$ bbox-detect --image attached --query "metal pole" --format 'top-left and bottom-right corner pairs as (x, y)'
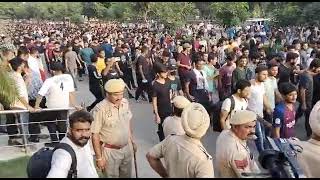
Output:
(0, 107), (74, 115)
(17, 113), (29, 154)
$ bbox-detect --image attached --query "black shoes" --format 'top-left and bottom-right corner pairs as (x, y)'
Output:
(28, 137), (40, 143)
(8, 139), (23, 146)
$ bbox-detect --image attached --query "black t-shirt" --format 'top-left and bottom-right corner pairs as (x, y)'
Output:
(35, 45), (45, 54)
(152, 79), (172, 118)
(73, 45), (82, 55)
(299, 71), (314, 109)
(313, 74), (320, 105)
(185, 70), (206, 96)
(136, 55), (152, 80)
(278, 64), (294, 85)
(91, 45), (101, 55)
(114, 52), (130, 71)
(88, 65), (102, 89)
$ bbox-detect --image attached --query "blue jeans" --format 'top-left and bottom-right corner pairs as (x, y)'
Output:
(255, 120), (266, 152)
(18, 112), (29, 138)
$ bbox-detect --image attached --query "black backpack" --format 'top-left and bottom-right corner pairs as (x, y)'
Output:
(27, 143), (77, 178)
(211, 96), (235, 132)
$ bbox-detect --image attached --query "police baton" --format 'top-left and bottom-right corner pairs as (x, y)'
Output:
(132, 143), (138, 178)
(133, 150), (138, 178)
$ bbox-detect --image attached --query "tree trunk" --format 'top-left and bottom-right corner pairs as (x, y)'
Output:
(143, 11), (148, 23)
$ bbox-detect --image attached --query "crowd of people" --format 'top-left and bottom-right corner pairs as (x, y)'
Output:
(1, 18), (320, 178)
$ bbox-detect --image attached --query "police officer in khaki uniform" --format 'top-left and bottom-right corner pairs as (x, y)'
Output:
(215, 110), (260, 178)
(290, 101), (320, 178)
(162, 96), (191, 137)
(146, 103), (214, 178)
(91, 78), (137, 178)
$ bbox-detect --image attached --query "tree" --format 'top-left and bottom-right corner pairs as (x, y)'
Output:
(148, 2), (199, 31)
(301, 2), (320, 25)
(132, 2), (150, 22)
(210, 2), (250, 27)
(194, 2), (212, 19)
(99, 2), (111, 9)
(103, 2), (134, 22)
(270, 2), (302, 27)
(82, 2), (98, 20)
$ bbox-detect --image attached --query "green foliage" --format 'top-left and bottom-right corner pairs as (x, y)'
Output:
(270, 3), (302, 27)
(0, 2), (319, 28)
(194, 2), (212, 19)
(70, 14), (85, 24)
(210, 2), (250, 27)
(301, 2), (320, 25)
(104, 2), (134, 22)
(262, 2), (320, 27)
(82, 2), (97, 19)
(148, 2), (199, 30)
(132, 2), (150, 22)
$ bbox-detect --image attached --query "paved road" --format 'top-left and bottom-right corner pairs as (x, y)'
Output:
(0, 73), (309, 177)
(74, 75), (308, 177)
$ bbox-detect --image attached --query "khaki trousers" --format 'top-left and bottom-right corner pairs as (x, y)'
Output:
(102, 143), (133, 178)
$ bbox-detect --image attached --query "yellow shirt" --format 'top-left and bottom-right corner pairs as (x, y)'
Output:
(96, 57), (106, 74)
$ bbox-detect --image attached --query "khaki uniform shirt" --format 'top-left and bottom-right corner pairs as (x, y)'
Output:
(291, 138), (320, 178)
(215, 130), (260, 178)
(91, 99), (132, 146)
(162, 116), (185, 138)
(148, 135), (214, 178)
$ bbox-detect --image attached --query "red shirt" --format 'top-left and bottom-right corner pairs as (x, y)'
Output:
(177, 52), (191, 76)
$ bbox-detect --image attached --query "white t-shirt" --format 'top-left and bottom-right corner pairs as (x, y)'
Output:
(38, 74), (75, 108)
(221, 95), (248, 129)
(264, 77), (278, 110)
(47, 137), (99, 178)
(28, 56), (41, 77)
(247, 81), (265, 118)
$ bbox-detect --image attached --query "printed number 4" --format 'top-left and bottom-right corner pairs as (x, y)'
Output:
(60, 82), (64, 91)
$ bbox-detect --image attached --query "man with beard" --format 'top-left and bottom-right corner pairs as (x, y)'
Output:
(215, 110), (260, 178)
(47, 110), (99, 178)
(91, 78), (137, 178)
(247, 65), (273, 151)
(297, 58), (320, 138)
(278, 52), (299, 85)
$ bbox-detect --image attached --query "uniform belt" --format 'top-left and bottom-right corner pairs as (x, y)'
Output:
(103, 143), (127, 149)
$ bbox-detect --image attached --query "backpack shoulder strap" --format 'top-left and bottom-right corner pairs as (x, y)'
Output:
(54, 143), (77, 178)
(228, 96), (236, 117)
